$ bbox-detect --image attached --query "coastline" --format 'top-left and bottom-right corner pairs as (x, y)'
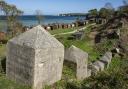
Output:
(0, 15), (85, 26)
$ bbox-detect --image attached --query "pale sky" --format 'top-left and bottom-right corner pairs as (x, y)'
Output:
(5, 0), (124, 15)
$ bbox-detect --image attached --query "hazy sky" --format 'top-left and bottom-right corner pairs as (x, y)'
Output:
(5, 0), (124, 15)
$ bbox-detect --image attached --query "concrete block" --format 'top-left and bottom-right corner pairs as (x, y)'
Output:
(6, 25), (64, 89)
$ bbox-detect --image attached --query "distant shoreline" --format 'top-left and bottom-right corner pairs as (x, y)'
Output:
(59, 13), (87, 16)
(0, 15), (85, 26)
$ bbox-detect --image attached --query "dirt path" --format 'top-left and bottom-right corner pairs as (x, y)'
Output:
(53, 23), (96, 36)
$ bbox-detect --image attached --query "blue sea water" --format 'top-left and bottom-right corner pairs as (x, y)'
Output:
(0, 15), (85, 26)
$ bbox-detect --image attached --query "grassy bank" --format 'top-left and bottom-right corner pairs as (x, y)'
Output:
(44, 56), (128, 89)
(0, 24), (127, 89)
(49, 28), (75, 35)
(55, 25), (100, 62)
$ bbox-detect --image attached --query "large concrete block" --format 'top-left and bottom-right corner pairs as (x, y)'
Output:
(64, 45), (88, 80)
(6, 25), (64, 89)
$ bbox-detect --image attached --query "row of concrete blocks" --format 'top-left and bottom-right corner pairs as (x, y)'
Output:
(43, 23), (78, 30)
(43, 20), (88, 30)
(65, 45), (112, 80)
(23, 21), (87, 32)
(44, 21), (87, 30)
(88, 52), (112, 76)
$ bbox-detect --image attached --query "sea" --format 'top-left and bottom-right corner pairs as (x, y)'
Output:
(0, 15), (85, 26)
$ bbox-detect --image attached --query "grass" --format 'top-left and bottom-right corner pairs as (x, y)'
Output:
(44, 24), (128, 89)
(55, 57), (128, 89)
(82, 56), (128, 89)
(48, 26), (85, 35)
(44, 56), (128, 89)
(49, 28), (75, 35)
(55, 25), (100, 62)
(0, 44), (6, 58)
(0, 75), (31, 89)
(107, 57), (122, 72)
(62, 61), (76, 79)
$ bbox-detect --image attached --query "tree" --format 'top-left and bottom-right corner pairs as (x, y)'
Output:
(88, 9), (98, 17)
(99, 8), (109, 18)
(99, 3), (115, 20)
(118, 6), (128, 14)
(0, 0), (23, 36)
(117, 0), (128, 16)
(0, 0), (6, 13)
(104, 2), (115, 18)
(123, 0), (128, 6)
(104, 2), (114, 10)
(35, 10), (43, 24)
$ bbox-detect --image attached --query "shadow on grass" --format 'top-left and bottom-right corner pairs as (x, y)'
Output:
(0, 57), (6, 73)
(62, 60), (77, 80)
(66, 81), (81, 89)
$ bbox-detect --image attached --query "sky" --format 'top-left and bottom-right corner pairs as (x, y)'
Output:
(4, 0), (125, 15)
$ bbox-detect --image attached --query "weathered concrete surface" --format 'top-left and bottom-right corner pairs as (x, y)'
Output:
(64, 45), (88, 80)
(99, 52), (112, 68)
(6, 25), (64, 89)
(93, 61), (105, 71)
(87, 69), (91, 77)
(89, 52), (112, 75)
(88, 52), (112, 75)
(90, 63), (100, 75)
